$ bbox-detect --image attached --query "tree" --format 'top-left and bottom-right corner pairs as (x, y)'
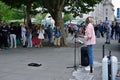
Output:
(39, 0), (102, 46)
(0, 0), (42, 26)
(1, 0), (102, 46)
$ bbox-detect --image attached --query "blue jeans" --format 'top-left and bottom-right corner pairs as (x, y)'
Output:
(27, 34), (32, 47)
(87, 45), (93, 66)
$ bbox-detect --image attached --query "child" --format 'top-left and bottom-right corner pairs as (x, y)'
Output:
(38, 25), (45, 47)
(54, 25), (61, 47)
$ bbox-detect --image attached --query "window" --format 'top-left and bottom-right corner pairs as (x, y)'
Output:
(106, 12), (108, 15)
(106, 9), (108, 11)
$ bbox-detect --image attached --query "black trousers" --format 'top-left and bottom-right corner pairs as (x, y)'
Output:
(2, 35), (8, 47)
(0, 36), (3, 48)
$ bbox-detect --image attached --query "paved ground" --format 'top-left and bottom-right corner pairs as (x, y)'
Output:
(0, 35), (120, 80)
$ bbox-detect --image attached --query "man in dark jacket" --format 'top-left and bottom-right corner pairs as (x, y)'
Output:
(9, 22), (17, 48)
(1, 22), (10, 49)
(0, 26), (3, 50)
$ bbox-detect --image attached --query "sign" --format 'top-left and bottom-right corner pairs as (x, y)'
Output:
(116, 18), (120, 22)
(117, 8), (120, 18)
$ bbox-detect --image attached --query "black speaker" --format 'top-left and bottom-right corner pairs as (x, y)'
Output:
(81, 46), (89, 66)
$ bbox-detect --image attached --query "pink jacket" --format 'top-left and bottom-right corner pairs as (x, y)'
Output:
(84, 23), (96, 45)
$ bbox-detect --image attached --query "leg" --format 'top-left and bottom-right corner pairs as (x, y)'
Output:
(4, 35), (8, 48)
(57, 37), (61, 47)
(10, 34), (13, 48)
(87, 45), (93, 73)
(54, 37), (57, 46)
(0, 36), (2, 49)
(13, 34), (16, 48)
(22, 35), (26, 47)
(30, 35), (32, 47)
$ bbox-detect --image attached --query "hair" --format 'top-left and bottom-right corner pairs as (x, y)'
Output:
(87, 17), (94, 23)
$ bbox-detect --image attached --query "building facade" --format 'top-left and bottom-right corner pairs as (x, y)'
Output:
(82, 0), (114, 24)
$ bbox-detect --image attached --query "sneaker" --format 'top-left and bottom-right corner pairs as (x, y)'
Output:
(85, 66), (90, 71)
(14, 46), (16, 48)
(85, 66), (94, 71)
(105, 42), (110, 44)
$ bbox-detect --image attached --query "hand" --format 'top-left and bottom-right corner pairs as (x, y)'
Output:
(5, 30), (7, 32)
(78, 34), (84, 38)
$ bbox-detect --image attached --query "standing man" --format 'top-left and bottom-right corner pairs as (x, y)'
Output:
(111, 22), (115, 39)
(46, 25), (53, 44)
(9, 22), (17, 48)
(98, 22), (104, 38)
(105, 22), (111, 44)
(1, 22), (9, 49)
(78, 17), (96, 73)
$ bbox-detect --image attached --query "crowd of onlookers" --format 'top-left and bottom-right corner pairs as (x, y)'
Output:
(94, 22), (120, 44)
(0, 21), (120, 51)
(0, 22), (62, 50)
(67, 21), (120, 44)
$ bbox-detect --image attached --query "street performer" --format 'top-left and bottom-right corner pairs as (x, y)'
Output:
(78, 17), (96, 73)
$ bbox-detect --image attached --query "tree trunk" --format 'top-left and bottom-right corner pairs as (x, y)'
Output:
(51, 10), (67, 46)
(25, 3), (32, 27)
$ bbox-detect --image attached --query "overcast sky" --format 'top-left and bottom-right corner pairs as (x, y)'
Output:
(112, 0), (120, 16)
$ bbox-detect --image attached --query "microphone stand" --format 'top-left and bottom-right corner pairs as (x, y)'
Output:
(67, 32), (78, 71)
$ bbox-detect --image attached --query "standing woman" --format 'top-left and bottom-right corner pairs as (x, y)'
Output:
(78, 17), (96, 73)
(38, 25), (45, 47)
(21, 23), (27, 47)
(26, 27), (32, 48)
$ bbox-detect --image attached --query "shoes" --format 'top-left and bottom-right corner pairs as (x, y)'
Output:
(23, 45), (26, 48)
(14, 46), (16, 48)
(105, 42), (110, 44)
(84, 66), (94, 71)
(10, 47), (17, 48)
(10, 46), (12, 48)
(85, 66), (90, 71)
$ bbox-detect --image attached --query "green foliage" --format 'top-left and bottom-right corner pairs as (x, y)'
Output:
(0, 1), (25, 22)
(34, 13), (47, 24)
(37, 0), (102, 17)
(10, 9), (25, 19)
(63, 0), (102, 17)
(63, 13), (74, 22)
(114, 17), (117, 21)
(0, 0), (102, 19)
(0, 1), (10, 21)
(0, 0), (42, 15)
